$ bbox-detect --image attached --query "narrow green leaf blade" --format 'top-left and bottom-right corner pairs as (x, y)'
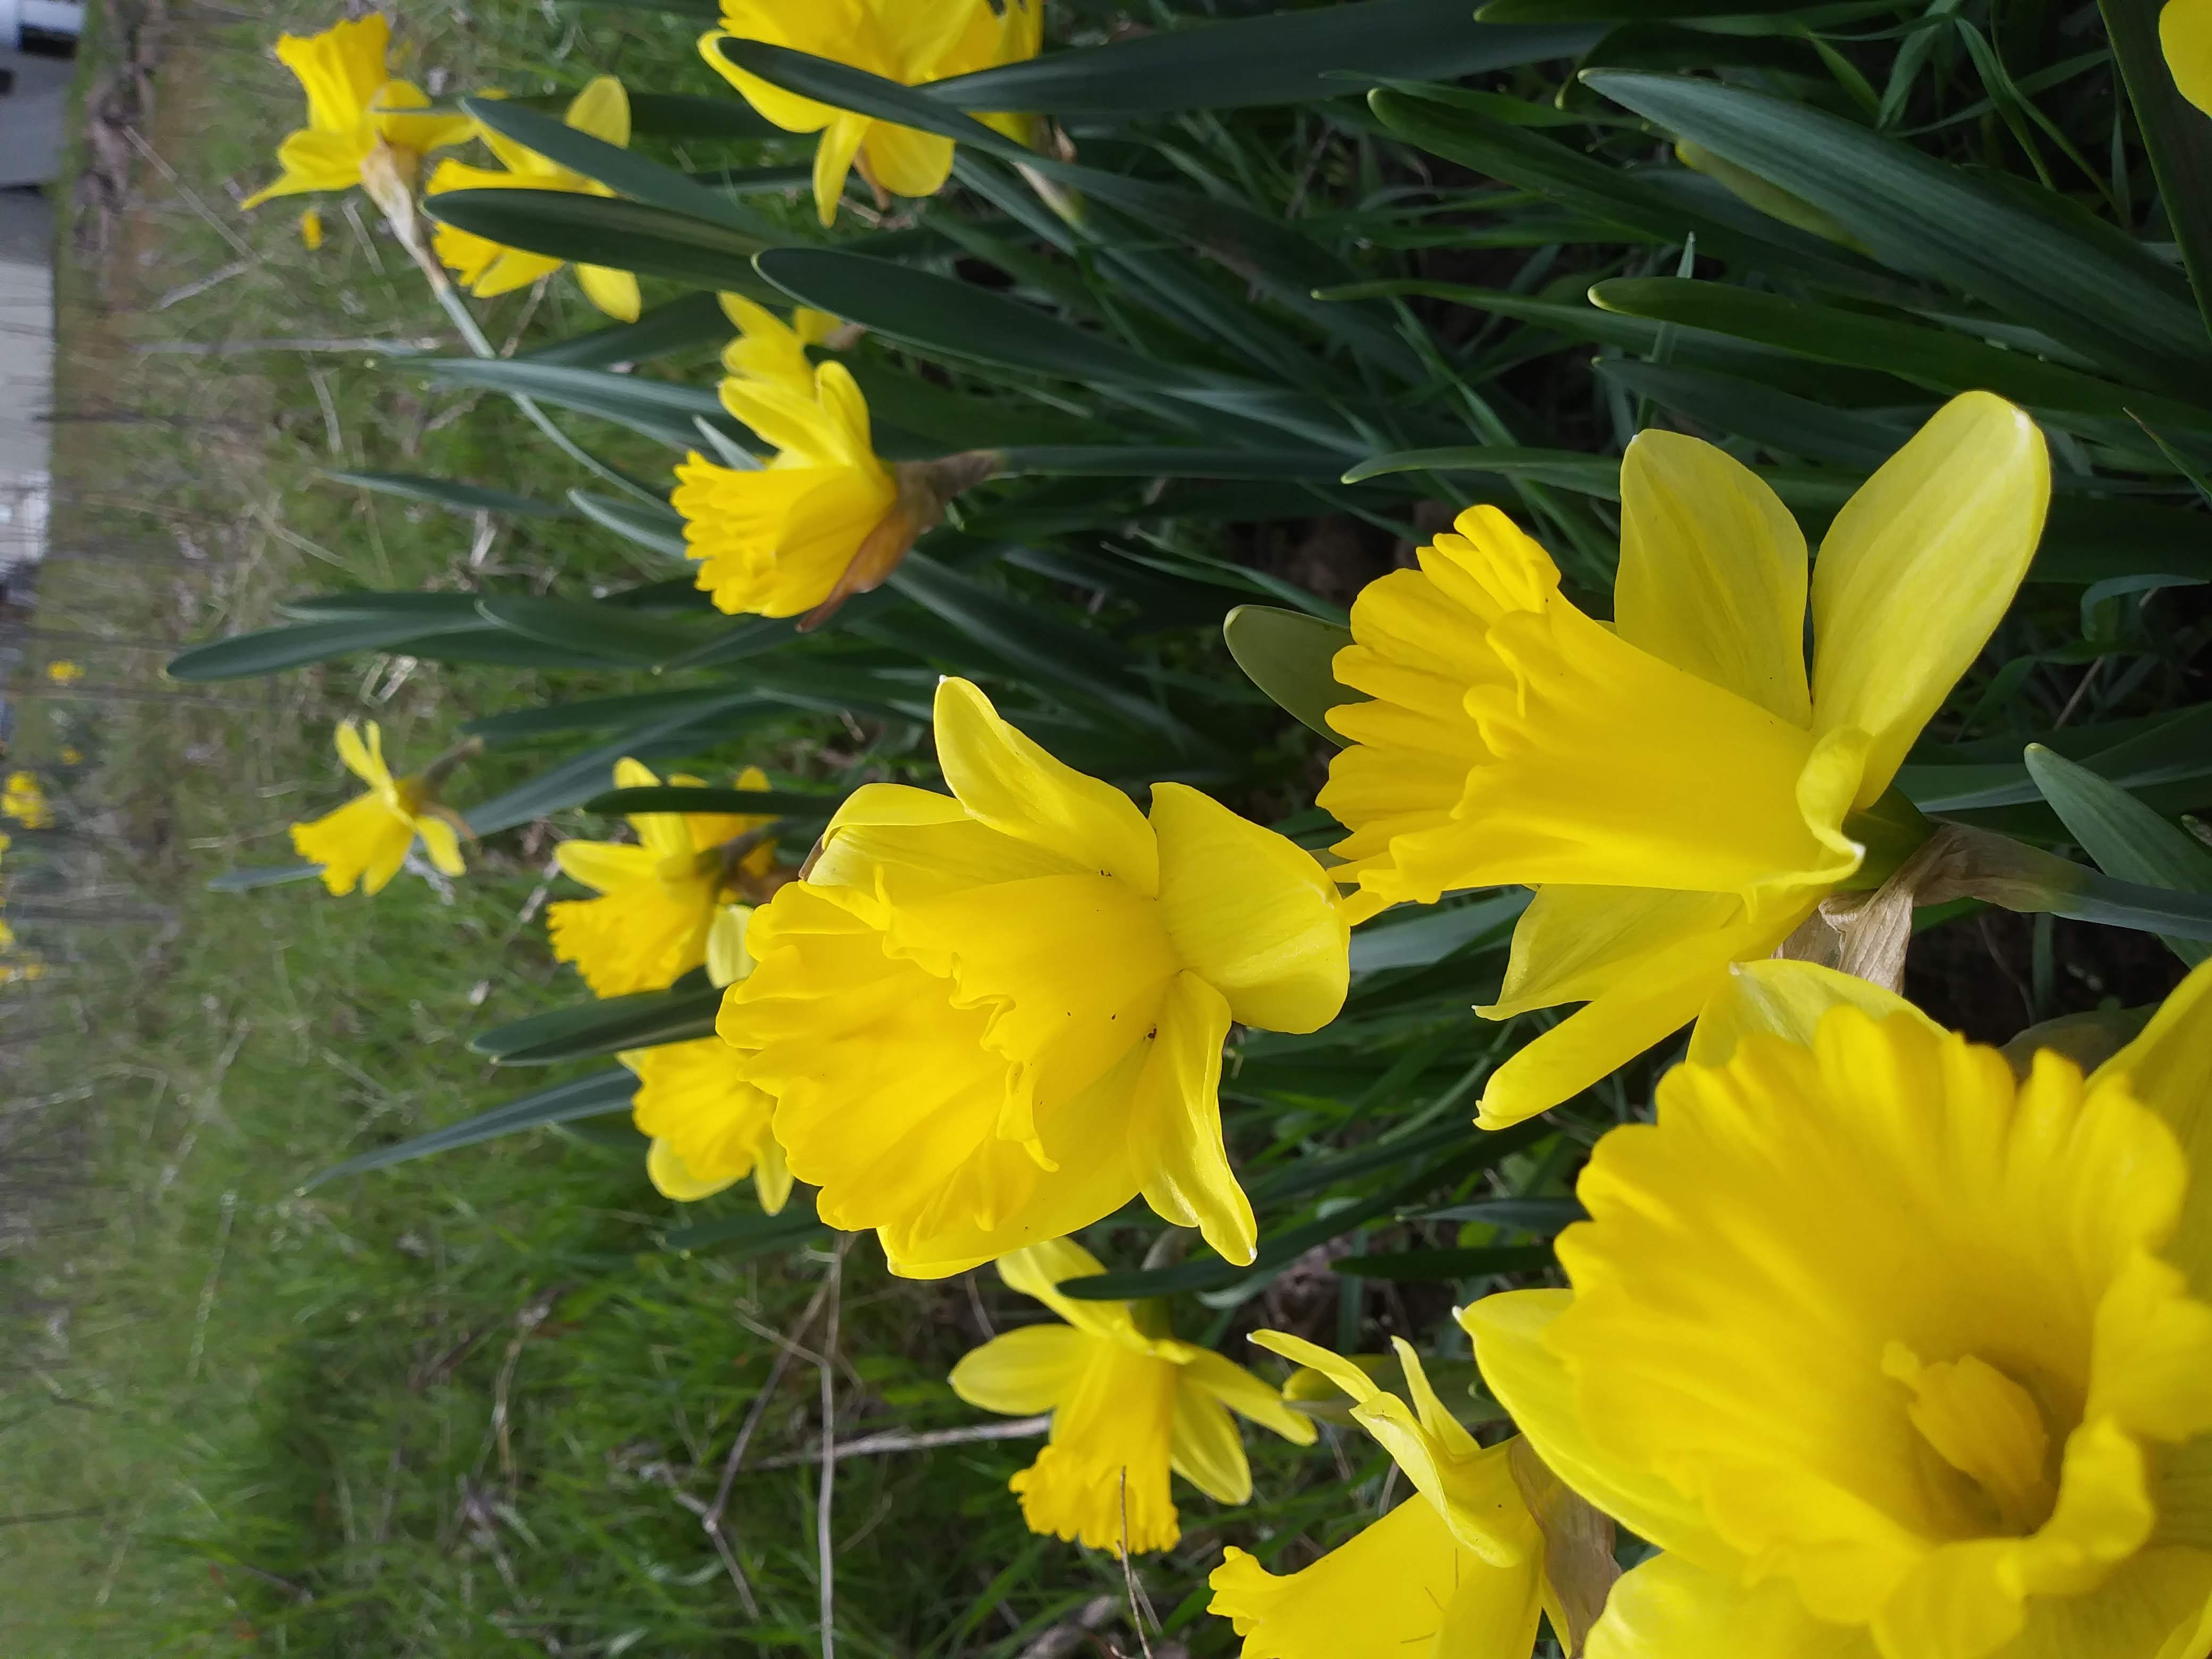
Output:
(2026, 743), (2212, 965)
(304, 1069), (636, 1189)
(1222, 605), (1361, 743)
(324, 469), (566, 518)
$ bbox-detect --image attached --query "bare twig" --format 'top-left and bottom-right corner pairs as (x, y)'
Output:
(751, 1415), (1050, 1469)
(1117, 1473), (1155, 1659)
(817, 1241), (851, 1659)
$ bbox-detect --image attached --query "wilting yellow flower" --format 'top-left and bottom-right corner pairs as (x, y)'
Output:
(673, 362), (902, 622)
(299, 207), (325, 249)
(2163, 0), (2212, 114)
(2, 773), (53, 831)
(701, 0), (1041, 225)
(1322, 392), (2049, 1127)
(426, 77), (641, 321)
(719, 294), (841, 394)
(548, 762), (777, 998)
(722, 676), (1348, 1276)
(951, 1237), (1314, 1554)
(1462, 956), (2212, 1659)
(242, 15), (470, 209)
(622, 904), (791, 1209)
(45, 661), (82, 685)
(1212, 1332), (1584, 1659)
(289, 721), (466, 896)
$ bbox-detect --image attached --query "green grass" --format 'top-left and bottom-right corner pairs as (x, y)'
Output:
(0, 4), (1359, 1652)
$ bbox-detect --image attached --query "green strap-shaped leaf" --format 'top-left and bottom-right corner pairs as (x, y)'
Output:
(465, 686), (785, 741)
(582, 784), (848, 818)
(302, 1069), (637, 1189)
(472, 984), (725, 1068)
(2026, 744), (2212, 966)
(1334, 1244), (1558, 1280)
(1581, 71), (2212, 400)
(1904, 703), (2212, 811)
(928, 1), (1602, 113)
(516, 290), (732, 371)
(1223, 604), (1362, 743)
(464, 692), (769, 835)
(206, 863), (325, 893)
(569, 490), (690, 561)
(461, 96), (784, 239)
(661, 1195), (826, 1255)
(323, 469), (566, 518)
(167, 614), (493, 681)
(1003, 446), (1356, 480)
(423, 189), (784, 303)
(417, 354), (746, 451)
(476, 596), (720, 667)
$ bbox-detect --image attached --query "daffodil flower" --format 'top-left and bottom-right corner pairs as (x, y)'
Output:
(950, 1238), (1314, 1554)
(2, 773), (52, 831)
(621, 903), (791, 1210)
(425, 77), (641, 321)
(673, 363), (993, 626)
(2161, 0), (2212, 114)
(241, 15), (471, 210)
(1212, 1332), (1598, 1659)
(289, 721), (468, 896)
(701, 0), (1040, 226)
(547, 762), (778, 998)
(46, 660), (82, 684)
(718, 295), (842, 394)
(720, 676), (1349, 1277)
(1462, 955), (2212, 1659)
(1322, 391), (2049, 1127)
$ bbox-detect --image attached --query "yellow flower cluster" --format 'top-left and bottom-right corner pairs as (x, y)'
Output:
(3, 772), (54, 831)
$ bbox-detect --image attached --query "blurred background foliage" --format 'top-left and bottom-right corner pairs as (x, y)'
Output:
(4, 0), (2207, 1651)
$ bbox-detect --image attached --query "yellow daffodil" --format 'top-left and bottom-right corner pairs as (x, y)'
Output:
(1213, 1331), (1597, 1659)
(289, 721), (468, 896)
(950, 1237), (1314, 1554)
(242, 15), (470, 210)
(1461, 954), (2212, 1659)
(720, 676), (1349, 1277)
(300, 207), (325, 249)
(547, 761), (778, 998)
(621, 903), (791, 1209)
(700, 0), (1040, 225)
(425, 77), (641, 321)
(2161, 0), (2212, 114)
(0, 957), (45, 985)
(675, 362), (984, 626)
(58, 748), (81, 767)
(45, 661), (82, 684)
(3, 773), (53, 831)
(1322, 392), (2049, 1128)
(719, 294), (841, 394)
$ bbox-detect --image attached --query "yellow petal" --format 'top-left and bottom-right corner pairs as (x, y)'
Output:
(1461, 1289), (1738, 1571)
(1586, 1554), (1876, 1659)
(1178, 1347), (1317, 1447)
(1686, 957), (1940, 1068)
(291, 792), (412, 897)
(859, 121), (958, 199)
(334, 719), (389, 789)
(1133, 972), (1253, 1266)
(998, 1237), (1142, 1343)
(1486, 885), (1746, 1018)
(415, 812), (467, 878)
(646, 1135), (741, 1201)
(1208, 1495), (1500, 1659)
(932, 677), (1158, 893)
(812, 112), (870, 226)
(1010, 1337), (1183, 1553)
(1168, 1385), (1252, 1505)
(2161, 0), (2212, 117)
(751, 1132), (792, 1215)
(553, 839), (661, 894)
(2090, 953), (2212, 1296)
(575, 263), (640, 322)
(1810, 392), (2049, 806)
(1616, 428), (1811, 725)
(1149, 782), (1346, 1034)
(564, 74), (630, 147)
(706, 904), (755, 988)
(948, 1322), (1095, 1415)
(274, 15), (389, 132)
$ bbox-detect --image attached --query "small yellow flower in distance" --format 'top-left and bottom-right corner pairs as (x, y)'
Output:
(949, 1237), (1314, 1554)
(45, 660), (82, 684)
(426, 77), (641, 321)
(1461, 956), (2212, 1659)
(2162, 0), (2212, 114)
(621, 902), (791, 1210)
(2, 773), (53, 831)
(289, 721), (467, 896)
(1323, 392), (2049, 1127)
(721, 677), (1348, 1276)
(718, 294), (842, 395)
(701, 0), (1041, 225)
(242, 15), (470, 210)
(1213, 1332), (1585, 1659)
(299, 207), (325, 249)
(547, 762), (778, 998)
(673, 362), (922, 625)
(58, 748), (82, 767)
(0, 829), (12, 857)
(0, 957), (45, 985)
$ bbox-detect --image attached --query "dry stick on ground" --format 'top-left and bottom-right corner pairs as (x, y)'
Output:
(749, 1415), (1050, 1469)
(1117, 1473), (1156, 1659)
(817, 1240), (853, 1659)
